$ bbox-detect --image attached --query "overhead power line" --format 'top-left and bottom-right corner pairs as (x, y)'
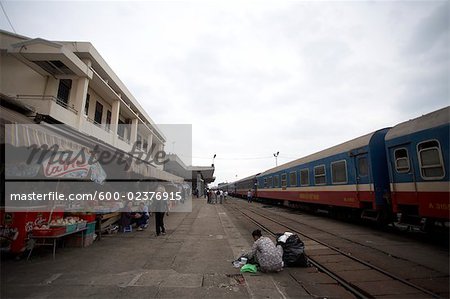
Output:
(188, 155), (298, 161)
(0, 1), (16, 34)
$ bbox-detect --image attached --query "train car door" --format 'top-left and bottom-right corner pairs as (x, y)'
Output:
(388, 144), (418, 205)
(354, 154), (370, 202)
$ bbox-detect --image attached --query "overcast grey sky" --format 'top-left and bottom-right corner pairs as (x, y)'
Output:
(1, 1), (448, 185)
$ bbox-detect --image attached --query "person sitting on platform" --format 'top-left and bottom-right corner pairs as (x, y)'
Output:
(133, 202), (149, 231)
(241, 229), (283, 273)
(119, 201), (133, 232)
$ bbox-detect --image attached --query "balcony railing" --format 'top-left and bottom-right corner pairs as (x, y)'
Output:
(117, 134), (130, 144)
(85, 116), (112, 133)
(16, 95), (78, 114)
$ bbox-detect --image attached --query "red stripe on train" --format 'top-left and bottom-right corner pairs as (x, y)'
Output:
(256, 190), (376, 209)
(392, 192), (450, 219)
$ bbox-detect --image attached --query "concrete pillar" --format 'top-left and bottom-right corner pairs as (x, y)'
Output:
(73, 59), (92, 129)
(130, 118), (138, 146)
(197, 172), (203, 195)
(111, 100), (120, 136)
(73, 77), (90, 129)
(147, 133), (153, 156)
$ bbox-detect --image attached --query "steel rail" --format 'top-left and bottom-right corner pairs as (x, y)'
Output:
(230, 205), (374, 299)
(230, 203), (441, 299)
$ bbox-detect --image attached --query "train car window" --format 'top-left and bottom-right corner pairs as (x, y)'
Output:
(273, 175), (279, 187)
(281, 174), (287, 188)
(314, 165), (326, 185)
(263, 178), (267, 188)
(417, 140), (445, 179)
(289, 171), (297, 186)
(300, 169), (309, 186)
(394, 148), (410, 173)
(358, 157), (368, 177)
(331, 160), (347, 184)
(267, 176), (273, 188)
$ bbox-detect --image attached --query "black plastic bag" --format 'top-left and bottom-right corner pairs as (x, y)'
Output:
(276, 233), (308, 267)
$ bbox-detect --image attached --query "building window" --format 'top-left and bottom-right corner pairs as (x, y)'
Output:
(136, 134), (142, 150)
(273, 175), (279, 188)
(300, 169), (309, 186)
(394, 148), (410, 173)
(84, 93), (90, 115)
(57, 79), (72, 106)
(358, 157), (368, 177)
(94, 101), (103, 124)
(281, 174), (287, 188)
(289, 171), (297, 187)
(417, 140), (445, 179)
(314, 165), (326, 185)
(118, 119), (126, 139)
(331, 160), (347, 184)
(267, 176), (273, 188)
(106, 110), (112, 131)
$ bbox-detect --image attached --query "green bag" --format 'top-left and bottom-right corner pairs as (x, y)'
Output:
(240, 263), (257, 273)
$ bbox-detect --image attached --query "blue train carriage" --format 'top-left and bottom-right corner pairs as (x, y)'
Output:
(219, 182), (235, 196)
(385, 106), (450, 229)
(234, 174), (259, 199)
(256, 129), (392, 221)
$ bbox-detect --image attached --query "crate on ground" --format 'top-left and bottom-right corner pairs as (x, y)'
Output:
(84, 233), (94, 247)
(86, 222), (96, 234)
(66, 223), (77, 233)
(77, 221), (87, 230)
(66, 233), (94, 248)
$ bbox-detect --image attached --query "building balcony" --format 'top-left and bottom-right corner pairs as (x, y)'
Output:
(115, 134), (132, 152)
(80, 116), (115, 145)
(16, 95), (78, 127)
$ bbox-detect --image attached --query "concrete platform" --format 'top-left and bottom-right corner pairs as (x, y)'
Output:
(1, 199), (352, 298)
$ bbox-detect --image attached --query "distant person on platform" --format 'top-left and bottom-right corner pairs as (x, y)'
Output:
(119, 201), (133, 232)
(247, 190), (253, 203)
(241, 229), (283, 273)
(204, 188), (208, 198)
(207, 189), (211, 204)
(134, 202), (149, 231)
(219, 189), (224, 204)
(152, 186), (168, 236)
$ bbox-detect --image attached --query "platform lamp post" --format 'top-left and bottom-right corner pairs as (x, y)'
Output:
(273, 151), (279, 166)
(212, 154), (216, 167)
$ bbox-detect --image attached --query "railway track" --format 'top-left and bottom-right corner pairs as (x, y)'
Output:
(239, 200), (448, 268)
(227, 201), (444, 299)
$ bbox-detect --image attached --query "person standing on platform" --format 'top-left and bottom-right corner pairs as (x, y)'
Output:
(247, 189), (253, 203)
(207, 189), (211, 204)
(152, 186), (168, 236)
(219, 189), (224, 204)
(216, 189), (221, 204)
